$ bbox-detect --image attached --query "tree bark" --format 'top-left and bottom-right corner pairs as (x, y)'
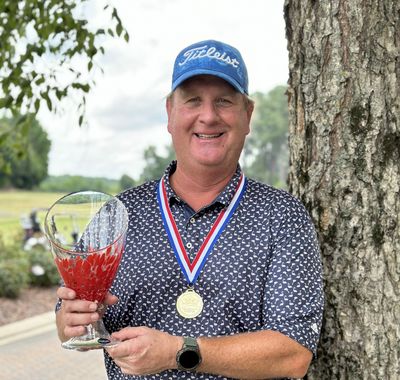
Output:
(284, 0), (400, 379)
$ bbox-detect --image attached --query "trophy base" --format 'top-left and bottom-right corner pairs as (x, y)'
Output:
(61, 319), (120, 351)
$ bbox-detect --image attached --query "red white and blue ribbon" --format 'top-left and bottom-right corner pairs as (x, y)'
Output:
(157, 173), (247, 285)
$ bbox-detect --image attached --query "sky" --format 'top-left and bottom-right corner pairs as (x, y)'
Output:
(38, 0), (288, 180)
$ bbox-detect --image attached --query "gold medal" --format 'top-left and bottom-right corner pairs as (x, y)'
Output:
(176, 288), (203, 319)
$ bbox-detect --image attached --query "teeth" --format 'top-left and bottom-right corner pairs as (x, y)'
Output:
(196, 133), (222, 139)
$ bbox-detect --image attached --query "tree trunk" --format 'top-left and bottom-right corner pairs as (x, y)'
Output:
(284, 0), (400, 379)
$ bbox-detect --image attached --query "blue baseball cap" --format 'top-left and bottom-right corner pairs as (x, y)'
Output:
(171, 40), (249, 94)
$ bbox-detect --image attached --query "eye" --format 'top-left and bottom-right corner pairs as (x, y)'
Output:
(215, 98), (233, 107)
(185, 97), (201, 105)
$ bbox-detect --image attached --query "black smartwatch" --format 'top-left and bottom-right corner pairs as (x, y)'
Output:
(176, 336), (202, 371)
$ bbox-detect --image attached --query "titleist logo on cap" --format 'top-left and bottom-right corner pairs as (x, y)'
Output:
(172, 39), (249, 94)
(178, 45), (240, 68)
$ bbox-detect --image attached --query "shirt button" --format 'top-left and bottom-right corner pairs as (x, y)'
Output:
(190, 218), (196, 224)
(186, 242), (193, 249)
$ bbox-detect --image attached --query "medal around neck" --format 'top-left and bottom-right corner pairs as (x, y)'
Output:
(176, 288), (204, 319)
(157, 173), (247, 319)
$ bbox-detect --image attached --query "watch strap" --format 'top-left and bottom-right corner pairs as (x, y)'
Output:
(176, 336), (202, 371)
(183, 336), (198, 349)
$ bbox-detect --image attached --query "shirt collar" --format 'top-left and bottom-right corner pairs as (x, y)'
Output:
(161, 160), (243, 209)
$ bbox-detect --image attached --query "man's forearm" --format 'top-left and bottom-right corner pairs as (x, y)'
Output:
(197, 330), (312, 379)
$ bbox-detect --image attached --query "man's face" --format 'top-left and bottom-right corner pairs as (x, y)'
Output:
(166, 75), (253, 172)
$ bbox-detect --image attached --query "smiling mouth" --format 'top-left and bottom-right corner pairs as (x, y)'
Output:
(195, 133), (224, 139)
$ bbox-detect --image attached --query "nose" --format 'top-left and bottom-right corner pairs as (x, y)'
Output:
(198, 101), (220, 125)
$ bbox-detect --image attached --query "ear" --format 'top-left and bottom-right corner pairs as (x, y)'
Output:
(244, 100), (254, 135)
(166, 96), (173, 134)
(246, 100), (254, 123)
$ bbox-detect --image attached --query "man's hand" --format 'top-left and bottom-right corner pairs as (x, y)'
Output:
(55, 287), (118, 341)
(106, 327), (181, 376)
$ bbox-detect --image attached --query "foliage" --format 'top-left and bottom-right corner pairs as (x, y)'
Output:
(0, 233), (29, 298)
(119, 174), (136, 191)
(243, 86), (289, 188)
(38, 174), (120, 194)
(138, 145), (175, 183)
(0, 230), (58, 297)
(27, 246), (60, 287)
(0, 259), (30, 298)
(0, 114), (50, 189)
(0, 0), (128, 171)
(0, 0), (128, 120)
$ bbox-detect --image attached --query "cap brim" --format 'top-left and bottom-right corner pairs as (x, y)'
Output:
(172, 69), (246, 94)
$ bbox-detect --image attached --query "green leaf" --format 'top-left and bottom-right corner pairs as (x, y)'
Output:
(71, 83), (90, 93)
(89, 47), (97, 58)
(15, 91), (25, 107)
(41, 92), (52, 111)
(116, 23), (123, 37)
(34, 98), (40, 113)
(35, 76), (45, 86)
(0, 95), (13, 109)
(112, 8), (121, 24)
(55, 89), (63, 101)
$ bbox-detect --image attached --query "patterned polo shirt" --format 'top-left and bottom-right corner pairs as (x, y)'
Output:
(103, 161), (324, 379)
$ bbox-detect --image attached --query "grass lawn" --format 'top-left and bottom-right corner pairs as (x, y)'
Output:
(0, 190), (65, 245)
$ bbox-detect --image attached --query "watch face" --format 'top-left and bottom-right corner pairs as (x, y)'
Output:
(179, 349), (200, 369)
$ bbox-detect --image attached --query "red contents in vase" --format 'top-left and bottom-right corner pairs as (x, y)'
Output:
(55, 242), (124, 302)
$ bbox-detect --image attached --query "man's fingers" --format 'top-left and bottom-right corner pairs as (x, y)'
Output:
(107, 339), (137, 359)
(104, 292), (119, 305)
(106, 328), (147, 358)
(64, 308), (99, 325)
(62, 299), (98, 313)
(63, 325), (87, 337)
(111, 326), (145, 341)
(57, 287), (76, 300)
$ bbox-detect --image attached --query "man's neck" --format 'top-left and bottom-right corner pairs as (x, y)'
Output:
(170, 163), (237, 211)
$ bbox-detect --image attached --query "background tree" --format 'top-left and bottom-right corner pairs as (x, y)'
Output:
(119, 174), (136, 191)
(284, 0), (400, 378)
(0, 0), (128, 169)
(243, 85), (289, 188)
(138, 145), (175, 183)
(39, 174), (119, 193)
(0, 115), (50, 189)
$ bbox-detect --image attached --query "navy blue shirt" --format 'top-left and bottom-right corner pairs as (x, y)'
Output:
(103, 162), (324, 379)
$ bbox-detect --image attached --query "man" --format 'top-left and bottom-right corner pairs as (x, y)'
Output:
(56, 40), (324, 379)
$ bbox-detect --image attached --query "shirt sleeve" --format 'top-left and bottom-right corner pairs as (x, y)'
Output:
(262, 197), (324, 355)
